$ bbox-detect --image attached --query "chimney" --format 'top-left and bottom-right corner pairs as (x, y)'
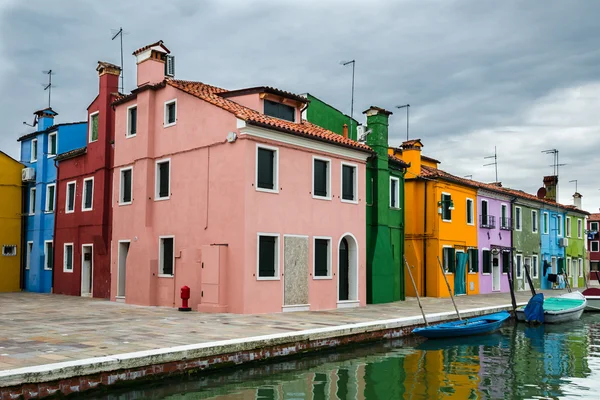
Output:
(543, 175), (558, 201)
(96, 61), (121, 94)
(133, 40), (171, 87)
(490, 182), (502, 187)
(342, 123), (348, 139)
(34, 108), (57, 131)
(573, 192), (582, 209)
(400, 139), (424, 178)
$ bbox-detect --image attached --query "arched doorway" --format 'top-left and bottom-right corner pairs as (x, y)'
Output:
(338, 234), (358, 304)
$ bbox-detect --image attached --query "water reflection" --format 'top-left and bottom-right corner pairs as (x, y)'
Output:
(88, 315), (600, 400)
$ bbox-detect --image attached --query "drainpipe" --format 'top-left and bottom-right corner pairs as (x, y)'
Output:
(52, 159), (59, 293)
(423, 179), (428, 297)
(20, 183), (27, 290)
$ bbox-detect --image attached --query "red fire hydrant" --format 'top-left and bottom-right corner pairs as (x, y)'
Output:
(178, 285), (192, 312)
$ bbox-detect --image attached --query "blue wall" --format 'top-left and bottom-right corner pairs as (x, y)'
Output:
(540, 207), (566, 289)
(20, 117), (87, 293)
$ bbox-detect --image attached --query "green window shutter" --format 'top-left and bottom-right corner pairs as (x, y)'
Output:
(257, 148), (274, 190)
(47, 244), (53, 270)
(314, 160), (328, 197)
(467, 200), (473, 224)
(91, 114), (99, 141)
(264, 100), (295, 122)
(470, 249), (479, 272)
(66, 246), (72, 269)
(162, 238), (174, 275)
(123, 170), (132, 202)
(442, 194), (451, 220)
(130, 107), (137, 135)
(259, 236), (276, 277)
(502, 251), (510, 274)
(482, 250), (491, 274)
(84, 180), (93, 209)
(159, 162), (169, 198)
(449, 248), (456, 273)
(342, 165), (354, 201)
(558, 258), (564, 274)
(48, 185), (55, 212)
(314, 239), (329, 276)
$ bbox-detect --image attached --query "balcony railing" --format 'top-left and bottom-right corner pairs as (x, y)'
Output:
(480, 215), (496, 229)
(500, 217), (513, 230)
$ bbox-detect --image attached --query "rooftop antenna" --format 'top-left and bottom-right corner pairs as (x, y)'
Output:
(41, 70), (55, 108)
(542, 149), (566, 201)
(396, 104), (410, 141)
(484, 146), (498, 183)
(111, 27), (128, 93)
(464, 175), (473, 179)
(569, 179), (578, 193)
(340, 60), (355, 137)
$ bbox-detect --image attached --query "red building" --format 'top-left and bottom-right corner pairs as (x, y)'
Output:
(588, 213), (600, 273)
(53, 61), (120, 298)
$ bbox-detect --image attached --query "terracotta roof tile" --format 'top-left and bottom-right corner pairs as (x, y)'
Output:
(132, 40), (170, 56)
(55, 147), (87, 161)
(589, 213), (600, 221)
(17, 121), (86, 142)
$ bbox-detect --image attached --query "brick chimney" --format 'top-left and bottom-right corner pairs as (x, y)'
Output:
(342, 123), (348, 139)
(34, 107), (57, 131)
(400, 139), (424, 178)
(573, 192), (582, 209)
(133, 40), (171, 87)
(543, 175), (558, 201)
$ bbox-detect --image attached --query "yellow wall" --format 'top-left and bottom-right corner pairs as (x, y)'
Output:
(0, 153), (23, 292)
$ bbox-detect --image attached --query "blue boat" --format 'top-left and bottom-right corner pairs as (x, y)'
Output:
(412, 311), (511, 339)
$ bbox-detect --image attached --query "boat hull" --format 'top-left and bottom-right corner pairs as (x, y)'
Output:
(584, 297), (600, 311)
(413, 311), (510, 339)
(516, 291), (587, 323)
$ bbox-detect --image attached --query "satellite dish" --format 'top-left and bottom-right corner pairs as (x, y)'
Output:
(536, 187), (547, 199)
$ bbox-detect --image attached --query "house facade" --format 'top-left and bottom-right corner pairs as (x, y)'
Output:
(301, 93), (358, 141)
(53, 61), (121, 298)
(17, 109), (86, 293)
(564, 204), (588, 288)
(511, 197), (542, 291)
(587, 213), (600, 273)
(110, 41), (370, 314)
(0, 151), (23, 292)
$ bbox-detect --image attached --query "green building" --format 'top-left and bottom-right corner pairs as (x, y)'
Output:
(511, 198), (542, 291)
(303, 94), (407, 303)
(564, 207), (588, 288)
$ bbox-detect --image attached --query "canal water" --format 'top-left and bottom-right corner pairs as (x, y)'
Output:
(90, 314), (600, 400)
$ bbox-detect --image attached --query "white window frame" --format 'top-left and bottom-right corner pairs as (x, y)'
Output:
(45, 183), (56, 213)
(390, 177), (400, 209)
(89, 111), (99, 143)
(556, 215), (563, 237)
(82, 177), (94, 211)
(481, 247), (491, 275)
(47, 132), (57, 158)
(256, 233), (280, 281)
(442, 245), (454, 274)
(591, 222), (599, 232)
(65, 181), (76, 213)
(532, 210), (538, 233)
(441, 192), (452, 222)
(466, 198), (474, 225)
(155, 158), (171, 201)
(313, 236), (332, 280)
(126, 104), (137, 138)
(30, 138), (38, 162)
(26, 241), (33, 270)
(515, 206), (522, 231)
(579, 258), (584, 278)
(501, 203), (508, 229)
(312, 156), (331, 201)
(578, 219), (583, 239)
(63, 242), (74, 273)
(2, 245), (17, 256)
(164, 99), (177, 127)
(566, 256), (572, 277)
(29, 187), (36, 215)
(591, 241), (599, 252)
(255, 144), (279, 194)
(44, 240), (53, 271)
(119, 166), (133, 205)
(532, 255), (539, 279)
(158, 235), (175, 277)
(516, 254), (523, 279)
(543, 212), (549, 234)
(340, 162), (358, 204)
(524, 256), (531, 279)
(566, 216), (571, 237)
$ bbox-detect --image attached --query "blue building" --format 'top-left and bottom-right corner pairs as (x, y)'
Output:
(18, 108), (86, 293)
(540, 205), (566, 289)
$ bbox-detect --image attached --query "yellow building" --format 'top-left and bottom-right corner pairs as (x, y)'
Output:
(0, 151), (23, 292)
(390, 140), (479, 298)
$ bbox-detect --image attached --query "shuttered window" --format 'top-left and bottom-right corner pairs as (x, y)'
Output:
(258, 235), (277, 278)
(442, 194), (452, 221)
(466, 199), (474, 224)
(45, 242), (53, 270)
(48, 133), (57, 156)
(557, 257), (564, 274)
(390, 177), (400, 208)
(468, 248), (478, 273)
(66, 182), (75, 212)
(120, 168), (133, 204)
(264, 100), (295, 122)
(314, 238), (330, 277)
(64, 244), (73, 271)
(156, 160), (170, 199)
(502, 251), (510, 274)
(82, 178), (94, 210)
(313, 159), (329, 197)
(443, 247), (455, 273)
(31, 139), (38, 162)
(481, 200), (488, 219)
(90, 112), (99, 142)
(30, 188), (36, 214)
(342, 165), (355, 201)
(165, 101), (176, 125)
(160, 237), (174, 276)
(482, 250), (491, 274)
(128, 106), (137, 136)
(257, 148), (275, 190)
(515, 207), (522, 230)
(45, 184), (55, 212)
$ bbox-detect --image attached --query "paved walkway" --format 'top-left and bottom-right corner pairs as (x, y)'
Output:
(0, 290), (564, 371)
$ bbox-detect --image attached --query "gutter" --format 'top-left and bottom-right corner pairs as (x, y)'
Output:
(423, 178), (428, 297)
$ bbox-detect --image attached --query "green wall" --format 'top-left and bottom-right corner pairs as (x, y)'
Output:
(512, 202), (542, 289)
(305, 93), (358, 141)
(565, 212), (587, 287)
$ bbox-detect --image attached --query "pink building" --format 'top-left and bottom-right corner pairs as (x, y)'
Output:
(110, 41), (371, 314)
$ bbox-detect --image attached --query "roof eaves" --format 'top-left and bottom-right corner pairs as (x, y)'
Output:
(55, 147), (87, 162)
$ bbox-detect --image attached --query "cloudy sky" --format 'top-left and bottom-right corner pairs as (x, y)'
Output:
(1, 0), (599, 211)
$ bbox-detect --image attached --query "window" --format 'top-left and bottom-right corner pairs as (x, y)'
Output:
(341, 163), (357, 203)
(44, 241), (53, 270)
(501, 204), (508, 229)
(65, 181), (76, 213)
(26, 242), (33, 269)
(578, 219), (583, 239)
(579, 258), (584, 278)
(2, 245), (16, 256)
(515, 207), (522, 231)
(566, 216), (571, 237)
(524, 257), (531, 279)
(45, 184), (55, 213)
(466, 199), (474, 225)
(29, 187), (36, 215)
(441, 193), (452, 221)
(390, 177), (400, 208)
(532, 210), (538, 233)
(159, 236), (174, 276)
(542, 212), (549, 234)
(591, 241), (599, 252)
(480, 199), (491, 227)
(48, 132), (57, 157)
(502, 251), (510, 274)
(82, 177), (94, 211)
(155, 159), (170, 200)
(515, 254), (523, 279)
(164, 99), (177, 126)
(30, 139), (38, 162)
(591, 222), (599, 232)
(557, 215), (563, 236)
(313, 237), (331, 278)
(481, 199), (488, 219)
(313, 157), (331, 199)
(63, 243), (73, 272)
(468, 248), (478, 273)
(442, 246), (455, 273)
(566, 257), (572, 277)
(127, 105), (137, 137)
(89, 111), (99, 142)
(258, 234), (279, 279)
(482, 249), (491, 274)
(120, 167), (133, 205)
(532, 255), (539, 278)
(264, 100), (295, 122)
(256, 146), (278, 192)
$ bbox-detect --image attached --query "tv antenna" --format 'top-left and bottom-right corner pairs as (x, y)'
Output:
(542, 149), (566, 201)
(569, 179), (578, 193)
(41, 70), (55, 108)
(111, 27), (128, 92)
(484, 146), (498, 183)
(464, 175), (473, 179)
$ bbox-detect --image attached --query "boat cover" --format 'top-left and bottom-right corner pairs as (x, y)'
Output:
(583, 287), (600, 296)
(524, 293), (544, 323)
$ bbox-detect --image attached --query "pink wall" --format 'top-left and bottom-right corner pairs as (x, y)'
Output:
(111, 83), (367, 314)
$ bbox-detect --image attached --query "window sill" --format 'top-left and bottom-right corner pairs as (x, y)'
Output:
(47, 155), (56, 159)
(30, 160), (37, 163)
(82, 208), (93, 212)
(65, 210), (75, 214)
(341, 198), (358, 205)
(468, 272), (477, 275)
(164, 122), (176, 128)
(313, 275), (332, 280)
(158, 274), (174, 278)
(482, 273), (491, 276)
(154, 196), (170, 202)
(390, 206), (400, 210)
(44, 211), (54, 214)
(442, 219), (452, 223)
(89, 139), (98, 144)
(119, 201), (133, 206)
(256, 187), (279, 194)
(126, 134), (136, 139)
(467, 222), (475, 226)
(28, 213), (35, 216)
(256, 276), (280, 281)
(337, 300), (360, 309)
(312, 195), (332, 201)
(63, 269), (74, 273)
